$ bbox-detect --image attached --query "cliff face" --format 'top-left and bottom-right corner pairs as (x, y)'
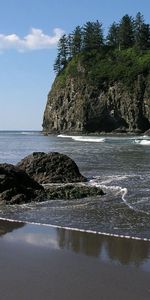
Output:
(43, 70), (150, 134)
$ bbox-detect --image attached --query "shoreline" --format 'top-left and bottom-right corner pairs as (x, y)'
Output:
(0, 216), (150, 242)
(0, 219), (150, 300)
(43, 131), (147, 136)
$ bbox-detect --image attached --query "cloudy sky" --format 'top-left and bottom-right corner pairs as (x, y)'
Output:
(0, 0), (149, 130)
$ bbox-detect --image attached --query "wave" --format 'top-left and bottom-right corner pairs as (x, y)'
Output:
(58, 135), (105, 143)
(72, 136), (105, 143)
(135, 139), (150, 145)
(0, 131), (41, 136)
(90, 179), (133, 210)
(20, 131), (41, 135)
(89, 177), (150, 216)
(0, 216), (150, 242)
(57, 134), (72, 138)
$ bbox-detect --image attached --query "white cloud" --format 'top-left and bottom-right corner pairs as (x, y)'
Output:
(5, 232), (59, 249)
(0, 27), (64, 52)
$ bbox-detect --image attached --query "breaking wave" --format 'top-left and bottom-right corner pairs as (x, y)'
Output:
(135, 139), (150, 145)
(58, 135), (105, 143)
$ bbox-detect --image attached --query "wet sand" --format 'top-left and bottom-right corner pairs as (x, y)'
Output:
(0, 220), (150, 300)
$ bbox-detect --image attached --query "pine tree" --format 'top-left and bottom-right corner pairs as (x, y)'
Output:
(139, 23), (150, 49)
(67, 34), (73, 59)
(57, 34), (68, 69)
(134, 12), (150, 49)
(53, 54), (61, 74)
(119, 14), (134, 49)
(107, 22), (119, 48)
(72, 26), (82, 55)
(82, 21), (103, 51)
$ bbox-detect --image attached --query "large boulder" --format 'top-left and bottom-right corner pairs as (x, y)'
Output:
(0, 164), (45, 204)
(17, 152), (86, 184)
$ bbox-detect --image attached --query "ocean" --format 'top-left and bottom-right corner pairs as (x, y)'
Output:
(0, 130), (150, 240)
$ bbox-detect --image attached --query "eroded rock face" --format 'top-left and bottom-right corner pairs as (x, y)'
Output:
(43, 73), (150, 134)
(0, 164), (45, 204)
(17, 152), (86, 184)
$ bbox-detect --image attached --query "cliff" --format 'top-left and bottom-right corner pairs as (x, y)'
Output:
(43, 53), (150, 134)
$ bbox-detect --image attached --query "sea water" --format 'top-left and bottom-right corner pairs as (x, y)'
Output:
(0, 131), (150, 240)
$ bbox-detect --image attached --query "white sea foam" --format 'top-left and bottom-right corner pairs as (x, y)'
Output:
(72, 136), (105, 142)
(90, 177), (150, 216)
(57, 134), (72, 138)
(58, 134), (105, 143)
(21, 131), (40, 135)
(0, 217), (150, 242)
(135, 139), (150, 145)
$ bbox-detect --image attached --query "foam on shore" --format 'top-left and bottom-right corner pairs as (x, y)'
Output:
(0, 216), (150, 242)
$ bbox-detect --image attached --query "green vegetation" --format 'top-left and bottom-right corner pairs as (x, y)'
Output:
(53, 12), (150, 87)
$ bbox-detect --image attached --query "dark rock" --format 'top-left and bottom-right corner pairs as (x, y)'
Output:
(43, 70), (150, 134)
(44, 184), (105, 200)
(17, 152), (86, 184)
(0, 220), (24, 236)
(144, 128), (150, 136)
(0, 164), (45, 204)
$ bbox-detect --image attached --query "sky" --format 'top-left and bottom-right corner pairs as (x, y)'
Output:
(0, 0), (150, 130)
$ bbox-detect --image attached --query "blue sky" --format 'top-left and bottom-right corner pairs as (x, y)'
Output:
(0, 0), (150, 130)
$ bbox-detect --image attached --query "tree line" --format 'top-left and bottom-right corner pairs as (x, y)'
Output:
(54, 12), (150, 74)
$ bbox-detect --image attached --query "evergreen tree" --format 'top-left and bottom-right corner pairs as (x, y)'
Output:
(82, 20), (103, 51)
(57, 34), (68, 69)
(119, 14), (134, 49)
(67, 33), (73, 59)
(53, 54), (61, 74)
(134, 12), (150, 49)
(139, 23), (150, 49)
(72, 26), (82, 55)
(107, 22), (119, 48)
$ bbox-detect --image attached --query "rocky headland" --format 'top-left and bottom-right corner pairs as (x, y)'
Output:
(42, 18), (150, 135)
(43, 69), (150, 134)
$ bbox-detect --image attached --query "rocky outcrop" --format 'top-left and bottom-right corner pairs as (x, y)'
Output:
(0, 164), (45, 204)
(45, 184), (104, 200)
(0, 153), (105, 205)
(17, 152), (86, 184)
(43, 72), (150, 134)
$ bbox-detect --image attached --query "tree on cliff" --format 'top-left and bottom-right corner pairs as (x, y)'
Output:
(53, 13), (150, 74)
(107, 22), (119, 48)
(134, 12), (150, 50)
(119, 14), (135, 49)
(54, 34), (68, 73)
(53, 54), (61, 74)
(82, 20), (104, 51)
(72, 26), (83, 55)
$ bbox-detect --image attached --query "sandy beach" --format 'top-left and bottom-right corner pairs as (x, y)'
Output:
(0, 220), (150, 300)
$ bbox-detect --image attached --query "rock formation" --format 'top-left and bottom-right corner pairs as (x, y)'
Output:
(17, 152), (86, 184)
(44, 184), (104, 200)
(0, 153), (105, 205)
(43, 71), (150, 134)
(0, 163), (45, 204)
